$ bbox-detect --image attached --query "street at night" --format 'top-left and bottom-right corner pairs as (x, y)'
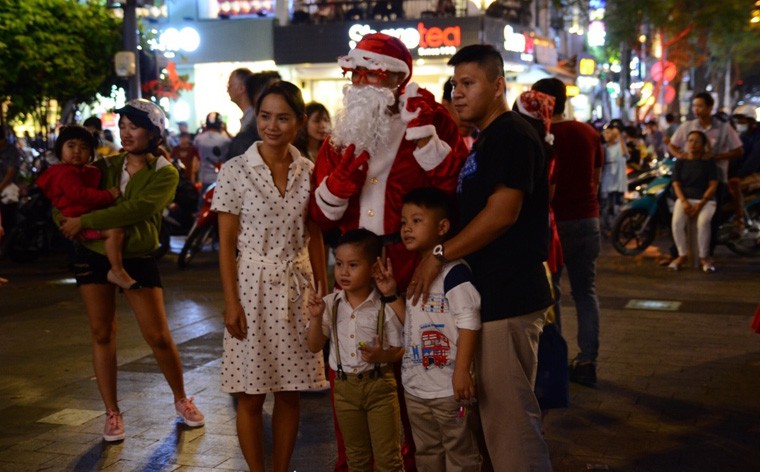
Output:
(1, 239), (758, 471)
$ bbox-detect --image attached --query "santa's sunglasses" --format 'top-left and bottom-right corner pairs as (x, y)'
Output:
(341, 67), (389, 85)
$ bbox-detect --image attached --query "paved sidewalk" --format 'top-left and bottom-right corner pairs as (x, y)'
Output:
(1, 241), (759, 471)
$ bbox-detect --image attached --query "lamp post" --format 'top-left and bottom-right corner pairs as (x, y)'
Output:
(122, 0), (142, 100)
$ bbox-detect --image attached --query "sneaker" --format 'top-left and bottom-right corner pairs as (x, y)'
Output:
(103, 409), (125, 442)
(175, 397), (205, 427)
(569, 361), (597, 387)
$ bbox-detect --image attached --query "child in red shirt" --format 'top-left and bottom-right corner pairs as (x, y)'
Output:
(37, 125), (137, 289)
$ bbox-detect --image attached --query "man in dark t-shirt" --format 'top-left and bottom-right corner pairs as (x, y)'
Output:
(533, 77), (604, 387)
(409, 44), (553, 471)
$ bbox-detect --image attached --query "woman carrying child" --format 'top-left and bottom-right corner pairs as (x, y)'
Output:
(58, 99), (205, 442)
(37, 125), (136, 289)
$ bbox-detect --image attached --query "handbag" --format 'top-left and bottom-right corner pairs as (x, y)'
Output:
(534, 322), (569, 410)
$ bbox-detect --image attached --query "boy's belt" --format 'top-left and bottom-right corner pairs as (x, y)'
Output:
(333, 365), (391, 381)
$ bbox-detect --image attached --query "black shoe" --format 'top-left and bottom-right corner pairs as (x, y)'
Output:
(569, 361), (597, 387)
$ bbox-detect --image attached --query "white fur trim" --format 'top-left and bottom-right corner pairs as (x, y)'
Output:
(405, 124), (436, 141)
(315, 177), (350, 221)
(413, 131), (451, 171)
(338, 49), (410, 79)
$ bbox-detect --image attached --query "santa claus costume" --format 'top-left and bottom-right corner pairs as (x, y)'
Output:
(311, 34), (468, 292)
(309, 32), (468, 471)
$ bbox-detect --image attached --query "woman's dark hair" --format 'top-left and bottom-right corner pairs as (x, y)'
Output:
(55, 125), (97, 161)
(293, 102), (330, 158)
(256, 81), (306, 122)
(687, 130), (710, 151)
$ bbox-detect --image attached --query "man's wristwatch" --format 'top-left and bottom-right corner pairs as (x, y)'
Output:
(432, 244), (448, 264)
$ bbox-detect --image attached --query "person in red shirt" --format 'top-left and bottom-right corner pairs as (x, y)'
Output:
(532, 78), (604, 387)
(171, 131), (200, 184)
(37, 125), (137, 290)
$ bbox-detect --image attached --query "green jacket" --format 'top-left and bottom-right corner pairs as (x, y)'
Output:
(79, 153), (178, 258)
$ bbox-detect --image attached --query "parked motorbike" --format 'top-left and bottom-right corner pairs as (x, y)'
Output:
(3, 180), (65, 263)
(612, 159), (676, 255)
(177, 183), (217, 269)
(612, 158), (760, 257)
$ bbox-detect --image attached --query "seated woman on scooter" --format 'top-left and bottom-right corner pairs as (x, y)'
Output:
(669, 130), (719, 272)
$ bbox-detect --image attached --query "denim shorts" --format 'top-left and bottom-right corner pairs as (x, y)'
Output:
(71, 244), (162, 288)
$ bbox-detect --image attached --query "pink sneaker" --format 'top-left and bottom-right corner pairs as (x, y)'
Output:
(175, 397), (204, 427)
(103, 409), (125, 442)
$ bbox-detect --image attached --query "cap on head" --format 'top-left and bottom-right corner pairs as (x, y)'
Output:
(115, 99), (166, 135)
(733, 104), (757, 120)
(338, 32), (412, 90)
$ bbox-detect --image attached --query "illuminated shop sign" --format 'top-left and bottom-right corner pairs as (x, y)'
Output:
(503, 26), (534, 62)
(348, 23), (461, 57)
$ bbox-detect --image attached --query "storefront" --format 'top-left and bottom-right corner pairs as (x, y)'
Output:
(273, 17), (482, 115)
(151, 18), (276, 134)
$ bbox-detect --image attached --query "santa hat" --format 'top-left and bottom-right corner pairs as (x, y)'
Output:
(516, 90), (556, 145)
(338, 32), (412, 90)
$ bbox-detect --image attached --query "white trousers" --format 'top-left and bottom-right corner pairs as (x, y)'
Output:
(671, 199), (716, 259)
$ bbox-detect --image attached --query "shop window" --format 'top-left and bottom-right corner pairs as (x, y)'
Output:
(200, 0), (275, 19)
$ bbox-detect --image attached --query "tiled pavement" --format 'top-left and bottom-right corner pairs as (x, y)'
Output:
(1, 239), (759, 471)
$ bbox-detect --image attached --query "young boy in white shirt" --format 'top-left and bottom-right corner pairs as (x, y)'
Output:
(306, 228), (406, 471)
(394, 187), (482, 471)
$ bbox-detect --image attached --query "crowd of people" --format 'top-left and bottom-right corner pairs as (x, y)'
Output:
(2, 30), (760, 472)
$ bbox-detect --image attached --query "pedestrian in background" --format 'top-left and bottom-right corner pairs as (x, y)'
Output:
(600, 120), (628, 235)
(412, 43), (553, 471)
(194, 112), (231, 198)
(669, 130), (719, 272)
(532, 77), (604, 388)
(293, 101), (331, 161)
(0, 129), (21, 236)
(170, 131), (200, 184)
(668, 92), (743, 255)
(213, 81), (329, 472)
(58, 99), (205, 442)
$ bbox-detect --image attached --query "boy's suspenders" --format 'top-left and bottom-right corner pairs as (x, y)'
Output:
(331, 294), (386, 380)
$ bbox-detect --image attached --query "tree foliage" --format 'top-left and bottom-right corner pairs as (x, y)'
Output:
(605, 0), (760, 78)
(0, 0), (121, 127)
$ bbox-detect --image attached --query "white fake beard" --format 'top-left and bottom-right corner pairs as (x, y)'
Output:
(330, 84), (395, 157)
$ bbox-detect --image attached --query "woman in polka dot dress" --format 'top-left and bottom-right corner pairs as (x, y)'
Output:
(212, 81), (329, 472)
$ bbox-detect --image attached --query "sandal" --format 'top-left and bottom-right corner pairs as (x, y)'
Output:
(668, 256), (687, 271)
(700, 258), (716, 273)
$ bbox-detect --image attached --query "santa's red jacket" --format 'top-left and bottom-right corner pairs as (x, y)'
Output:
(310, 84), (468, 291)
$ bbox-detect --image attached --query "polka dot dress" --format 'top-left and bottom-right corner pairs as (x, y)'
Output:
(212, 143), (328, 394)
